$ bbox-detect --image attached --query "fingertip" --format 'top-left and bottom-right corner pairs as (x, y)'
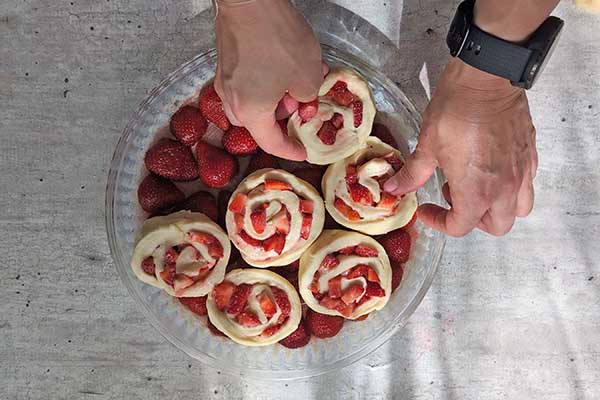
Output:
(383, 176), (399, 193)
(275, 94), (299, 120)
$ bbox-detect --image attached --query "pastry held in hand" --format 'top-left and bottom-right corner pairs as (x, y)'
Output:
(206, 269), (302, 346)
(288, 67), (376, 165)
(299, 230), (392, 320)
(225, 168), (325, 267)
(131, 211), (230, 297)
(323, 137), (417, 235)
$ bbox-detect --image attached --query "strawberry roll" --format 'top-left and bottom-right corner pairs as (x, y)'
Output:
(206, 269), (302, 346)
(288, 67), (376, 165)
(323, 137), (418, 235)
(131, 211), (230, 297)
(225, 169), (325, 268)
(299, 230), (392, 319)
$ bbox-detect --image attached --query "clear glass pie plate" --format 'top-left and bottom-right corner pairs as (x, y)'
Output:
(106, 45), (445, 380)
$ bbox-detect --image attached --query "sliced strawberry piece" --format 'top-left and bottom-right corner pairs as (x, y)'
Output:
(348, 183), (373, 205)
(263, 233), (285, 254)
(300, 214), (312, 240)
(328, 275), (342, 299)
(326, 81), (354, 107)
(319, 296), (345, 311)
(338, 246), (355, 255)
(273, 209), (290, 234)
(299, 199), (313, 214)
(178, 296), (208, 315)
(309, 274), (321, 294)
(159, 264), (176, 287)
(334, 198), (361, 221)
(345, 165), (358, 185)
(352, 100), (363, 127)
(212, 281), (235, 311)
(239, 230), (262, 247)
(272, 287), (291, 317)
(306, 310), (344, 338)
(378, 192), (398, 210)
(257, 292), (277, 319)
(337, 304), (354, 317)
(298, 99), (318, 122)
(188, 231), (224, 259)
(346, 264), (368, 279)
(174, 274), (195, 293)
(228, 193), (248, 213)
(341, 283), (364, 305)
(356, 294), (371, 307)
(227, 283), (252, 315)
(234, 213), (245, 232)
(236, 311), (261, 327)
(250, 206), (267, 234)
(316, 120), (337, 145)
(319, 254), (340, 273)
(365, 281), (386, 297)
(354, 244), (378, 257)
(366, 266), (380, 282)
(391, 261), (404, 292)
(279, 320), (311, 348)
(141, 257), (156, 275)
(264, 179), (292, 191)
(331, 112), (344, 129)
(261, 325), (281, 337)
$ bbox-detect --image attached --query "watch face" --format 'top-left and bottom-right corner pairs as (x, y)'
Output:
(447, 11), (469, 57)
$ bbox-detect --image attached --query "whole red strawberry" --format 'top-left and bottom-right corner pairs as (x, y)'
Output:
(391, 261), (404, 292)
(198, 84), (230, 131)
(196, 141), (238, 188)
(138, 174), (185, 213)
(378, 228), (411, 264)
(175, 191), (218, 222)
(245, 151), (280, 176)
(170, 105), (207, 146)
(371, 123), (398, 148)
(294, 167), (323, 193)
(279, 320), (311, 349)
(144, 139), (198, 181)
(305, 309), (344, 338)
(222, 126), (259, 156)
(179, 296), (207, 315)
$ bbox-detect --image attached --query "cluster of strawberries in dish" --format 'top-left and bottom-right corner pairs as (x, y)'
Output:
(131, 67), (417, 348)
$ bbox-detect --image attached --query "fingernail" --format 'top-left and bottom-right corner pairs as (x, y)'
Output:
(383, 178), (398, 193)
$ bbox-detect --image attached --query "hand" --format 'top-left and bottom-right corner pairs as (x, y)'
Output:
(214, 0), (323, 161)
(384, 58), (538, 237)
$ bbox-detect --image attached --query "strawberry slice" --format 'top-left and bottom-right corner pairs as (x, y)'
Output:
(341, 283), (364, 305)
(355, 294), (371, 307)
(239, 230), (262, 247)
(300, 214), (312, 240)
(257, 292), (277, 319)
(264, 179), (292, 191)
(334, 198), (361, 221)
(319, 296), (345, 311)
(263, 233), (285, 254)
(212, 281), (235, 311)
(236, 311), (261, 327)
(228, 193), (248, 213)
(164, 247), (179, 264)
(348, 183), (373, 205)
(317, 120), (337, 145)
(353, 100), (363, 127)
(141, 257), (156, 275)
(366, 266), (380, 282)
(273, 209), (290, 234)
(298, 99), (318, 122)
(188, 231), (223, 258)
(338, 246), (355, 255)
(354, 244), (379, 257)
(234, 213), (244, 231)
(272, 287), (291, 317)
(337, 303), (354, 317)
(174, 274), (195, 294)
(328, 275), (342, 298)
(378, 192), (397, 210)
(261, 325), (281, 337)
(309, 274), (321, 294)
(326, 81), (354, 106)
(319, 255), (340, 273)
(365, 281), (386, 297)
(159, 264), (176, 287)
(299, 199), (313, 214)
(227, 283), (252, 315)
(250, 206), (267, 234)
(345, 165), (358, 185)
(346, 264), (368, 279)
(331, 113), (344, 129)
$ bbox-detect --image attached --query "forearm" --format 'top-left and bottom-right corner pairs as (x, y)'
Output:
(474, 0), (560, 42)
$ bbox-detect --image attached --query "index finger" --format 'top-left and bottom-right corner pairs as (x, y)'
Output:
(245, 113), (307, 161)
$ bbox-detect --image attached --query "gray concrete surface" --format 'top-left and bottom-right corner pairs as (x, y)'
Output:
(1, 0), (599, 399)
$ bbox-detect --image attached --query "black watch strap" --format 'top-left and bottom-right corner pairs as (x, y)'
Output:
(458, 24), (533, 84)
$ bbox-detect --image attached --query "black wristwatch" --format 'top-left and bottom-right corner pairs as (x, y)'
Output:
(447, 0), (564, 89)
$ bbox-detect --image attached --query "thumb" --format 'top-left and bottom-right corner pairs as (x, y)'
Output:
(383, 148), (437, 195)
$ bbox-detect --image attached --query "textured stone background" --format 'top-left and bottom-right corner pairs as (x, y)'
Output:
(1, 0), (599, 399)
